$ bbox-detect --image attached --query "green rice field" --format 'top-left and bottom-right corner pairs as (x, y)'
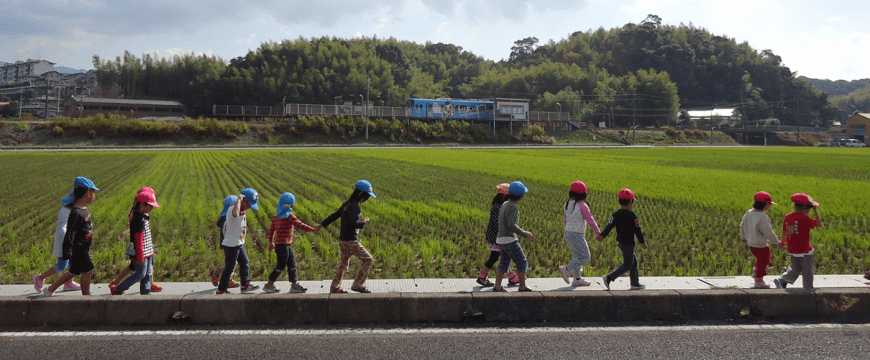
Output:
(0, 147), (867, 284)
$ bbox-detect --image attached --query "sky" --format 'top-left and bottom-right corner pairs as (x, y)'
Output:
(2, 0), (869, 81)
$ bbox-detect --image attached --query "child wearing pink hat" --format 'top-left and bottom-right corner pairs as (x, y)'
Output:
(773, 193), (823, 291)
(558, 181), (601, 286)
(475, 183), (520, 287)
(596, 188), (648, 290)
(111, 187), (161, 295)
(739, 191), (781, 289)
(109, 187), (164, 294)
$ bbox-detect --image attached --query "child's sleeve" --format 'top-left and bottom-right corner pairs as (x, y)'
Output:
(130, 215), (146, 261)
(758, 214), (780, 245)
(633, 212), (646, 244)
(600, 213), (616, 238)
(289, 214), (315, 232)
(504, 206), (528, 238)
(580, 204), (601, 236)
(320, 207), (342, 228)
(267, 219), (277, 242)
(61, 211), (79, 260)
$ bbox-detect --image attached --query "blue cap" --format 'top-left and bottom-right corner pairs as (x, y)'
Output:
(276, 192), (296, 218)
(508, 181), (528, 196)
(60, 176), (99, 205)
(240, 188), (259, 210)
(220, 195), (238, 217)
(355, 180), (377, 198)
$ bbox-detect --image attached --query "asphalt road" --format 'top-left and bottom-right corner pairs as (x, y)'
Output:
(3, 323), (869, 359)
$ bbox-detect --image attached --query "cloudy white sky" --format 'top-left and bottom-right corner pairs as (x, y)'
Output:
(2, 0), (868, 80)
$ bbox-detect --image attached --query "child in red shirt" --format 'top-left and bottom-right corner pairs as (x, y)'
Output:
(263, 192), (321, 293)
(773, 193), (823, 291)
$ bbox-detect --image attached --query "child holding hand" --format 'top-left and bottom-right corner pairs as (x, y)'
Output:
(559, 180), (601, 286)
(739, 191), (781, 289)
(263, 192), (321, 293)
(773, 193), (823, 291)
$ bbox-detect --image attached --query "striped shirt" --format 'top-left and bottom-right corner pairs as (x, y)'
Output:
(268, 214), (315, 245)
(130, 211), (154, 260)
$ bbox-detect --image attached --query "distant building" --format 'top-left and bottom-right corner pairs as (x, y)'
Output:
(844, 113), (870, 143)
(0, 59), (55, 85)
(685, 108), (743, 126)
(63, 97), (185, 118)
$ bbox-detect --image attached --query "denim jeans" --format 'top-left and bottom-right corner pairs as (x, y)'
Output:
(115, 256), (153, 295)
(219, 245), (250, 291)
(606, 243), (640, 287)
(268, 244), (298, 283)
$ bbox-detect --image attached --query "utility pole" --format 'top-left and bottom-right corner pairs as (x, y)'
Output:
(19, 89), (23, 120)
(796, 99), (801, 146)
(366, 77), (370, 140)
(632, 94), (637, 144)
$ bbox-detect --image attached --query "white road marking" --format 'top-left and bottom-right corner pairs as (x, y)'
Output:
(1, 323), (868, 337)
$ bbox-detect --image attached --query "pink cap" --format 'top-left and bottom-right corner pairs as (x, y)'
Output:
(137, 187), (155, 195)
(618, 188), (639, 202)
(791, 193), (819, 207)
(570, 180), (587, 193)
(496, 183), (510, 195)
(754, 191), (777, 205)
(135, 191), (160, 207)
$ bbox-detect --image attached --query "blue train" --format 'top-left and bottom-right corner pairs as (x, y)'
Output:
(406, 98), (494, 120)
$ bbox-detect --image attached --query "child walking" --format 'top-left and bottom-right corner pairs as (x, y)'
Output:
(320, 180), (376, 294)
(32, 178), (85, 293)
(596, 188), (648, 291)
(558, 180), (601, 286)
(111, 188), (160, 295)
(109, 187), (164, 294)
(492, 181), (534, 292)
(216, 188), (261, 294)
(773, 193), (823, 291)
(43, 176), (99, 296)
(739, 191), (781, 289)
(475, 183), (520, 287)
(263, 192), (321, 293)
(210, 195), (240, 288)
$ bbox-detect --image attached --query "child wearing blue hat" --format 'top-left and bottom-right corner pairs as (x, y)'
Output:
(33, 177), (87, 294)
(43, 176), (99, 296)
(492, 181), (535, 292)
(216, 188), (260, 294)
(210, 195), (240, 289)
(263, 192), (321, 293)
(320, 180), (376, 293)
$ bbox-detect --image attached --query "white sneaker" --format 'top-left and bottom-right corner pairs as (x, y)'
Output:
(43, 288), (55, 297)
(558, 266), (570, 284)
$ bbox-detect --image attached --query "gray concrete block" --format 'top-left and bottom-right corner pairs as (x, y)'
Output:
(180, 294), (255, 324)
(816, 288), (870, 322)
(328, 293), (401, 323)
(253, 294), (329, 325)
(749, 289), (819, 319)
(0, 296), (30, 326)
(27, 295), (108, 325)
(401, 293), (472, 322)
(471, 291), (544, 322)
(541, 291), (614, 322)
(612, 290), (682, 322)
(676, 289), (749, 321)
(104, 295), (182, 325)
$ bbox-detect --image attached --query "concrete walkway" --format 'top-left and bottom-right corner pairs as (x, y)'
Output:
(6, 275), (869, 297)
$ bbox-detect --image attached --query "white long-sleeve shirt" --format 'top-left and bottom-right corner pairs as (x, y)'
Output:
(564, 200), (601, 236)
(52, 206), (71, 258)
(739, 209), (780, 248)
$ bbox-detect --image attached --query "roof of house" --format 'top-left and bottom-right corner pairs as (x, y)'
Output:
(686, 108), (740, 117)
(71, 98), (183, 107)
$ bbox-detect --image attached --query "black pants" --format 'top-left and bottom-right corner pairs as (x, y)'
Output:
(484, 250), (500, 269)
(268, 244), (298, 283)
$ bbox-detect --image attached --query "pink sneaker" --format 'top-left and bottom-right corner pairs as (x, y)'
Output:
(571, 278), (591, 286)
(63, 281), (82, 291)
(33, 274), (44, 292)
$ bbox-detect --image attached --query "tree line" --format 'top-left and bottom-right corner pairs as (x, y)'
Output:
(91, 15), (841, 127)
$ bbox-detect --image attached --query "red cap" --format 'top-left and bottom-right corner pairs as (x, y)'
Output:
(618, 188), (639, 202)
(570, 181), (587, 193)
(137, 187), (155, 196)
(135, 192), (160, 207)
(791, 193), (819, 207)
(753, 191), (777, 205)
(496, 183), (510, 195)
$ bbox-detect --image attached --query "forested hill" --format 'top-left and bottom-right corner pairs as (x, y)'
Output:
(799, 77), (870, 97)
(93, 15), (840, 126)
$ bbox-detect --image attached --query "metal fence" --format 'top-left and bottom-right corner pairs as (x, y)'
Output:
(213, 105), (276, 116)
(737, 125), (831, 132)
